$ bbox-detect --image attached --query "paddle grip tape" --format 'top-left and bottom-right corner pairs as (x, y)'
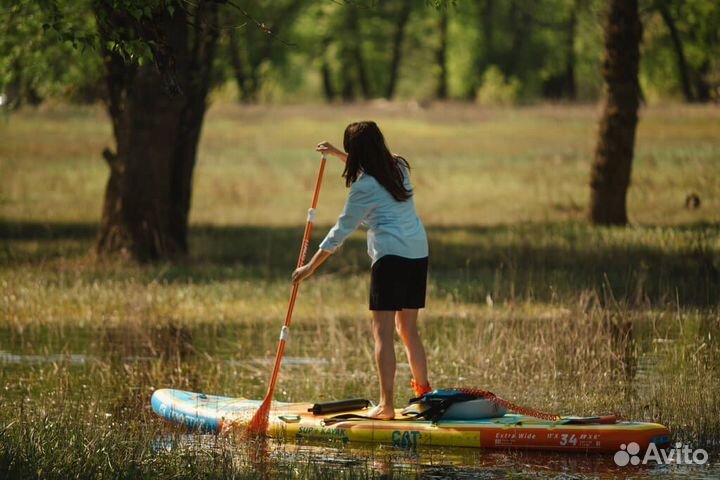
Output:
(307, 208), (317, 223)
(279, 326), (290, 342)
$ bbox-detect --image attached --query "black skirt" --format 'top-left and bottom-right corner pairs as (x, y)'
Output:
(369, 255), (429, 311)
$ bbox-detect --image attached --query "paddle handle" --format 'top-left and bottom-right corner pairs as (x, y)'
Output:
(289, 152), (326, 320)
(263, 154), (326, 400)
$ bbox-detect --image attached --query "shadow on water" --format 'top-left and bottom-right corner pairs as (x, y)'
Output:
(2, 219), (718, 307)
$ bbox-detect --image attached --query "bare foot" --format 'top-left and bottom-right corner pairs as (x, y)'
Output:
(367, 404), (395, 420)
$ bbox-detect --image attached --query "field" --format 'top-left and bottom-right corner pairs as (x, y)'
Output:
(1, 102), (719, 478)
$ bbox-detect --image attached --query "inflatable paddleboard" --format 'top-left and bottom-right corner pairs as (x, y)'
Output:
(151, 389), (671, 453)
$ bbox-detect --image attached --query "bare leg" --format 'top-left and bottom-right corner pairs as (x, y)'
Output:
(395, 309), (429, 388)
(370, 310), (396, 419)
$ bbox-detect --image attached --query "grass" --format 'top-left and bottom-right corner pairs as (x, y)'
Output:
(0, 102), (719, 478)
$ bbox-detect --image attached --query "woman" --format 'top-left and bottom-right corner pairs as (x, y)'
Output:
(291, 121), (431, 419)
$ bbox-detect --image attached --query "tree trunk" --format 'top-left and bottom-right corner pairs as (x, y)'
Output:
(321, 60), (335, 101)
(656, 1), (694, 102)
(503, 0), (533, 78)
(385, 0), (413, 99)
(339, 39), (356, 102)
(228, 27), (256, 103)
(469, 0), (495, 99)
(435, 6), (449, 100)
(481, 0), (495, 68)
(694, 59), (711, 102)
(354, 47), (371, 100)
(345, 5), (370, 99)
(589, 0), (642, 226)
(95, 2), (219, 262)
(564, 0), (578, 100)
(320, 37), (336, 102)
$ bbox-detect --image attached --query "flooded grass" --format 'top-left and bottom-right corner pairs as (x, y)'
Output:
(1, 103), (719, 478)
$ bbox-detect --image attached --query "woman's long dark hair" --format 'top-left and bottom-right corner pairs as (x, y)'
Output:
(342, 121), (412, 202)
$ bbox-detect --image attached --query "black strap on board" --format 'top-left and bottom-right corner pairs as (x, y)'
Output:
(308, 398), (371, 415)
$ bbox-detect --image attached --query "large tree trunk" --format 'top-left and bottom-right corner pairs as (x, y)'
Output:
(435, 6), (449, 100)
(656, 1), (694, 102)
(385, 0), (413, 99)
(95, 2), (219, 262)
(589, 0), (642, 226)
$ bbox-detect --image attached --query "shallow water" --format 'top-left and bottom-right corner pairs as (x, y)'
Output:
(152, 433), (720, 479)
(1, 312), (719, 478)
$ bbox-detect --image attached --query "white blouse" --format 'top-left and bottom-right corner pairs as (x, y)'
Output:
(319, 164), (428, 265)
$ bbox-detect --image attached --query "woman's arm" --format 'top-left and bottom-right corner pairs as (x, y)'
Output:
(291, 249), (332, 284)
(292, 179), (374, 284)
(316, 141), (347, 163)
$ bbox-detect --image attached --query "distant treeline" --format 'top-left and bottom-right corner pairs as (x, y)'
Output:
(2, 0), (719, 107)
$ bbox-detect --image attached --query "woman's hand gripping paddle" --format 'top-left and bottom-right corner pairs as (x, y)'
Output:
(247, 154), (327, 436)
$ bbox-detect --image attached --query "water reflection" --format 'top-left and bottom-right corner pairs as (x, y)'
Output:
(228, 356), (330, 367)
(153, 433), (720, 479)
(0, 350), (92, 366)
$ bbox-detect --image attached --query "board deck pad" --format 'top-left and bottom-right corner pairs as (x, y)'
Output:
(151, 389), (671, 453)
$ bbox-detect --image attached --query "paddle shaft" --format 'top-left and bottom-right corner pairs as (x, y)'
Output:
(261, 154), (327, 405)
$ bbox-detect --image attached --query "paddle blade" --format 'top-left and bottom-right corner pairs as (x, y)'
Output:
(246, 397), (272, 436)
